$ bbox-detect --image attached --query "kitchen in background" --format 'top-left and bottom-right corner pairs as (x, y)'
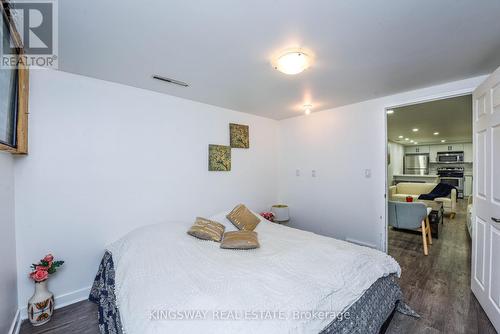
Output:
(387, 94), (473, 199)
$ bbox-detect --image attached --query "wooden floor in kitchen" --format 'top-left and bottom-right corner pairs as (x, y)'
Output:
(386, 199), (496, 334)
(19, 200), (496, 334)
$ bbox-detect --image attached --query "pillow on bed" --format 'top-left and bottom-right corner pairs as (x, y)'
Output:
(220, 231), (260, 249)
(226, 204), (260, 231)
(187, 217), (225, 242)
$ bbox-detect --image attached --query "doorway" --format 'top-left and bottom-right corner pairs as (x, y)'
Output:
(382, 94), (496, 331)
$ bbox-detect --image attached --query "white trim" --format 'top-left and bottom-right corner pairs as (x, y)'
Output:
(345, 237), (378, 249)
(385, 87), (476, 110)
(8, 309), (21, 334)
(18, 285), (92, 320)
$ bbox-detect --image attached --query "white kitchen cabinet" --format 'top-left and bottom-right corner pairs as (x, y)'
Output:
(464, 175), (473, 197)
(446, 143), (463, 151)
(404, 145), (429, 154)
(430, 145), (442, 162)
(464, 143), (473, 163)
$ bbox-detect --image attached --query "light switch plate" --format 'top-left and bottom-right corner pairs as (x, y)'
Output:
(296, 169), (300, 176)
(312, 170), (317, 177)
(364, 169), (371, 178)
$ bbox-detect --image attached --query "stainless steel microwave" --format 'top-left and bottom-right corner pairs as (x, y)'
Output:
(436, 151), (464, 163)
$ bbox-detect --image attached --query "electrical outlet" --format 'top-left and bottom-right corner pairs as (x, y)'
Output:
(296, 169), (300, 176)
(312, 170), (316, 177)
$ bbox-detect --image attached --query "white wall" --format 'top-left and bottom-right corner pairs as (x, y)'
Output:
(0, 152), (17, 332)
(277, 75), (486, 250)
(387, 141), (405, 186)
(14, 70), (279, 308)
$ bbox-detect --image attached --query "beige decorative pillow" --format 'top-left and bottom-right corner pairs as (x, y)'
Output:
(187, 217), (225, 242)
(220, 231), (260, 250)
(226, 204), (260, 231)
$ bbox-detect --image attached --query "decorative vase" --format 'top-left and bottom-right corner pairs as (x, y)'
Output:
(28, 280), (54, 326)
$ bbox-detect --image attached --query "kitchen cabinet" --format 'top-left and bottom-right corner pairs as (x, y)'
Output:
(464, 143), (473, 163)
(404, 145), (430, 154)
(430, 143), (463, 152)
(464, 175), (473, 197)
(445, 143), (463, 151)
(429, 145), (444, 162)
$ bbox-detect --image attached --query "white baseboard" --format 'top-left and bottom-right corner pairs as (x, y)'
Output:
(345, 237), (377, 249)
(8, 309), (21, 334)
(19, 285), (92, 321)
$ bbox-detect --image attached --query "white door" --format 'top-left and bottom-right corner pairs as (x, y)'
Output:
(471, 66), (500, 331)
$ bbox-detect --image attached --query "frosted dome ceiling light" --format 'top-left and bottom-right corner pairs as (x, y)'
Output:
(273, 49), (312, 75)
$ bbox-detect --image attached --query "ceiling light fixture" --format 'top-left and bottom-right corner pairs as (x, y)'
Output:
(410, 140), (414, 143)
(303, 104), (312, 115)
(433, 132), (439, 135)
(412, 128), (419, 132)
(441, 139), (446, 143)
(405, 138), (409, 141)
(414, 142), (418, 144)
(273, 48), (312, 75)
(386, 110), (394, 114)
(398, 135), (404, 139)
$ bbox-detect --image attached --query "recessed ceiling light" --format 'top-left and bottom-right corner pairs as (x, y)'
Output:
(303, 104), (312, 115)
(405, 138), (409, 141)
(398, 135), (404, 139)
(386, 110), (394, 114)
(410, 140), (414, 143)
(433, 132), (439, 135)
(441, 139), (446, 143)
(412, 128), (419, 132)
(414, 142), (418, 144)
(273, 49), (312, 75)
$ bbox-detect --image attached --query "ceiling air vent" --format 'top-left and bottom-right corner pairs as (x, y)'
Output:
(152, 75), (189, 87)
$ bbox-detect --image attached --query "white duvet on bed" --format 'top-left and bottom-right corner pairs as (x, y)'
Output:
(107, 215), (400, 334)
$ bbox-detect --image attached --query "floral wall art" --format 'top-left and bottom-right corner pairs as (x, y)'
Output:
(208, 123), (249, 171)
(229, 123), (249, 149)
(208, 144), (231, 171)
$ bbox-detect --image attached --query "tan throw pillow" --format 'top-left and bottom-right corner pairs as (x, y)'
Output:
(220, 231), (260, 250)
(226, 204), (260, 231)
(187, 217), (225, 242)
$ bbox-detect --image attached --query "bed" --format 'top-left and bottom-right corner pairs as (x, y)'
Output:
(89, 211), (417, 333)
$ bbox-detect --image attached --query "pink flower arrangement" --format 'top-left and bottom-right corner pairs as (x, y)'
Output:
(260, 211), (275, 222)
(29, 254), (64, 283)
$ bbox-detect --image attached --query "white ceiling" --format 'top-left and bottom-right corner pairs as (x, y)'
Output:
(58, 0), (500, 119)
(387, 94), (472, 145)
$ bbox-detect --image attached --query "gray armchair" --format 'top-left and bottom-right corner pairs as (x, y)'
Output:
(388, 201), (432, 255)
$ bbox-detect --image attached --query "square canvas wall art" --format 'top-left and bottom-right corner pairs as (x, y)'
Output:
(208, 144), (231, 171)
(229, 123), (249, 148)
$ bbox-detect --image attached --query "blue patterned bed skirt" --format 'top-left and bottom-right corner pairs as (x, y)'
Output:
(89, 251), (418, 334)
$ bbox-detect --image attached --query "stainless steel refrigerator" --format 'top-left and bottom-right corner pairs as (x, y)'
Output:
(404, 154), (429, 175)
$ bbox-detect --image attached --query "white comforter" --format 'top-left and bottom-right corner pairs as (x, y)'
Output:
(107, 215), (400, 334)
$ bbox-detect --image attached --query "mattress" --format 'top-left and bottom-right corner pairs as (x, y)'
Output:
(89, 217), (417, 333)
(90, 251), (417, 334)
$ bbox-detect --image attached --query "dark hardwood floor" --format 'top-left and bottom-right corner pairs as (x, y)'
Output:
(386, 199), (496, 334)
(20, 199), (496, 334)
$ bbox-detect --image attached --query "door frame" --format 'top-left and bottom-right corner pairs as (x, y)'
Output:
(383, 89), (474, 252)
